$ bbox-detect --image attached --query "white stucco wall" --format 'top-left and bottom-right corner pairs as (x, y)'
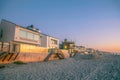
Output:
(48, 36), (59, 48)
(0, 20), (15, 42)
(41, 34), (59, 48)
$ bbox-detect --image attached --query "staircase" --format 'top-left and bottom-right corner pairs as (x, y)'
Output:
(0, 52), (8, 59)
(56, 50), (64, 59)
(0, 42), (20, 63)
(44, 51), (54, 61)
(44, 49), (65, 61)
(0, 52), (19, 63)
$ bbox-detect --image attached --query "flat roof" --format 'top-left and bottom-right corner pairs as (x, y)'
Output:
(41, 33), (59, 40)
(1, 19), (40, 33)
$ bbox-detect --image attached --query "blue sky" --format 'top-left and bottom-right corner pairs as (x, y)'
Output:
(0, 0), (120, 52)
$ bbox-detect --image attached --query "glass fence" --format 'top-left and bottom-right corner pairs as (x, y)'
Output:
(0, 42), (48, 54)
(20, 44), (48, 53)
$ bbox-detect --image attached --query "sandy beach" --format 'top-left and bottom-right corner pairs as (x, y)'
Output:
(0, 53), (120, 80)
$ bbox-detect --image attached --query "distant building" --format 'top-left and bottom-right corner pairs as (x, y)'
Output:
(75, 46), (86, 53)
(41, 33), (59, 48)
(86, 48), (96, 53)
(60, 39), (75, 50)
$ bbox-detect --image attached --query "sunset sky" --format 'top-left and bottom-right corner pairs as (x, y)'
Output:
(0, 0), (120, 52)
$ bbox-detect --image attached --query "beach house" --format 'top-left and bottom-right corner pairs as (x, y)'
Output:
(0, 19), (48, 63)
(41, 33), (59, 49)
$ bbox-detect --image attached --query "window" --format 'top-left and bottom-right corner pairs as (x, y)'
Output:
(0, 29), (3, 38)
(51, 39), (58, 45)
(19, 30), (27, 38)
(27, 32), (34, 39)
(19, 29), (40, 41)
(34, 34), (40, 40)
(54, 40), (57, 44)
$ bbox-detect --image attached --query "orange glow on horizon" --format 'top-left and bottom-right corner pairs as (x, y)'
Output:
(94, 45), (120, 53)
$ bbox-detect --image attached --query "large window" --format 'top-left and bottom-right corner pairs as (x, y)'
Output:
(19, 30), (40, 41)
(27, 32), (34, 40)
(19, 30), (26, 38)
(34, 35), (40, 40)
(51, 39), (58, 45)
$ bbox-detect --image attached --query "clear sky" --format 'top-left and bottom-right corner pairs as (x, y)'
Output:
(0, 0), (120, 52)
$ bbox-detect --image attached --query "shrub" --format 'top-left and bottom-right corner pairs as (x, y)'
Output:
(13, 61), (26, 65)
(0, 65), (5, 69)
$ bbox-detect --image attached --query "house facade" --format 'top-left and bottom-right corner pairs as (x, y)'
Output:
(41, 33), (59, 48)
(0, 19), (50, 54)
(0, 19), (41, 45)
